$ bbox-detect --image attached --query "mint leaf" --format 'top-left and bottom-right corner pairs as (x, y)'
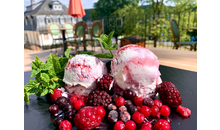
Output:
(30, 68), (41, 78)
(31, 62), (38, 69)
(35, 56), (42, 66)
(40, 88), (49, 96)
(80, 52), (95, 55)
(110, 44), (118, 50)
(107, 31), (114, 47)
(28, 84), (40, 94)
(65, 48), (72, 58)
(24, 90), (29, 103)
(49, 89), (54, 94)
(47, 53), (61, 74)
(24, 80), (38, 91)
(40, 73), (50, 83)
(40, 63), (52, 71)
(94, 53), (113, 58)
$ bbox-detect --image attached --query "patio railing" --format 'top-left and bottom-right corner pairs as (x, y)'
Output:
(24, 10), (197, 53)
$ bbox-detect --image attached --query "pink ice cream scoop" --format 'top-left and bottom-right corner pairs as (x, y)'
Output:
(63, 54), (108, 96)
(111, 44), (162, 98)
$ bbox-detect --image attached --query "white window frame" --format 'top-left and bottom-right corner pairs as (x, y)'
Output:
(59, 16), (65, 24)
(45, 16), (52, 24)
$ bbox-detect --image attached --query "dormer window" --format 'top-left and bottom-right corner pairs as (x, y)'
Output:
(53, 5), (62, 10)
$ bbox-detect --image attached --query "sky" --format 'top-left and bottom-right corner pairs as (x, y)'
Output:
(24, 0), (175, 12)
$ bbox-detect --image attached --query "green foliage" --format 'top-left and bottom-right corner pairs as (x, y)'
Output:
(80, 31), (117, 59)
(24, 48), (73, 103)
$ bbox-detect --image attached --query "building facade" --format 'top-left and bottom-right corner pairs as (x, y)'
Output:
(24, 0), (82, 47)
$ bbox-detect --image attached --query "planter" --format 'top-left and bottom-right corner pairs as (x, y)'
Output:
(121, 35), (145, 47)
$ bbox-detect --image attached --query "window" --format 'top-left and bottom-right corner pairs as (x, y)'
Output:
(29, 17), (33, 25)
(45, 16), (52, 24)
(59, 16), (65, 24)
(24, 17), (28, 25)
(71, 18), (76, 24)
(53, 5), (62, 10)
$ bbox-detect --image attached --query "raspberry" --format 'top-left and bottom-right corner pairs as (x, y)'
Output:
(140, 106), (151, 117)
(132, 112), (145, 123)
(69, 94), (78, 106)
(160, 105), (171, 117)
(157, 81), (182, 108)
(88, 90), (112, 108)
(97, 74), (113, 91)
(154, 119), (171, 130)
(50, 88), (62, 103)
(114, 121), (125, 130)
(74, 100), (84, 110)
(133, 96), (144, 106)
(150, 106), (160, 117)
(176, 105), (191, 117)
(125, 120), (136, 130)
(115, 96), (125, 107)
(59, 120), (72, 130)
(74, 106), (103, 130)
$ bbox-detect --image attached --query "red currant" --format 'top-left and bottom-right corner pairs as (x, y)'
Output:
(142, 122), (152, 128)
(133, 96), (144, 106)
(140, 126), (152, 130)
(132, 112), (145, 123)
(115, 96), (125, 107)
(125, 120), (136, 130)
(160, 105), (171, 117)
(154, 100), (162, 108)
(140, 106), (151, 117)
(114, 121), (125, 130)
(96, 106), (106, 118)
(154, 119), (171, 130)
(74, 100), (84, 110)
(150, 106), (160, 117)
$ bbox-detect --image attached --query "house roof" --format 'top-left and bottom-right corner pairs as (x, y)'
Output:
(24, 0), (68, 17)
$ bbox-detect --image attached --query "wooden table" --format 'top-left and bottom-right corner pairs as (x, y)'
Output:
(183, 27), (197, 30)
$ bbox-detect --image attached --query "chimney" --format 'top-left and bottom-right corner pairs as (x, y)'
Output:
(31, 0), (35, 5)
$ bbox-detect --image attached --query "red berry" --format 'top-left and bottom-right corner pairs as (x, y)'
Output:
(140, 126), (152, 130)
(97, 74), (114, 91)
(154, 119), (171, 130)
(142, 122), (152, 128)
(74, 106), (102, 130)
(140, 106), (151, 117)
(157, 81), (182, 108)
(74, 100), (84, 110)
(125, 120), (136, 130)
(59, 120), (72, 130)
(132, 112), (145, 123)
(176, 105), (191, 117)
(50, 88), (62, 103)
(154, 100), (162, 108)
(114, 121), (125, 130)
(150, 106), (160, 117)
(160, 105), (171, 117)
(133, 96), (144, 106)
(115, 96), (125, 107)
(69, 94), (77, 105)
(78, 96), (88, 104)
(96, 106), (106, 118)
(49, 104), (59, 115)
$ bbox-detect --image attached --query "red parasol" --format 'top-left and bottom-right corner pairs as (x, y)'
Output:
(67, 0), (86, 17)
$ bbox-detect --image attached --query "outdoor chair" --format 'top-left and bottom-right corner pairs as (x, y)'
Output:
(86, 20), (104, 53)
(63, 22), (75, 40)
(47, 22), (63, 53)
(170, 19), (197, 51)
(65, 21), (87, 54)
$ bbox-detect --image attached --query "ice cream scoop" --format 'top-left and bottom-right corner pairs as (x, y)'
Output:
(63, 54), (108, 96)
(111, 44), (162, 98)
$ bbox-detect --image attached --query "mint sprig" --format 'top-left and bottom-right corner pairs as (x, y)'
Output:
(80, 31), (118, 58)
(24, 48), (72, 103)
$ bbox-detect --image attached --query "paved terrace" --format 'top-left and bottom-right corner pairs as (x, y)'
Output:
(24, 46), (197, 72)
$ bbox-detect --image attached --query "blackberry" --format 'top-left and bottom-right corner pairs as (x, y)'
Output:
(97, 74), (114, 92)
(157, 81), (182, 108)
(87, 90), (112, 108)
